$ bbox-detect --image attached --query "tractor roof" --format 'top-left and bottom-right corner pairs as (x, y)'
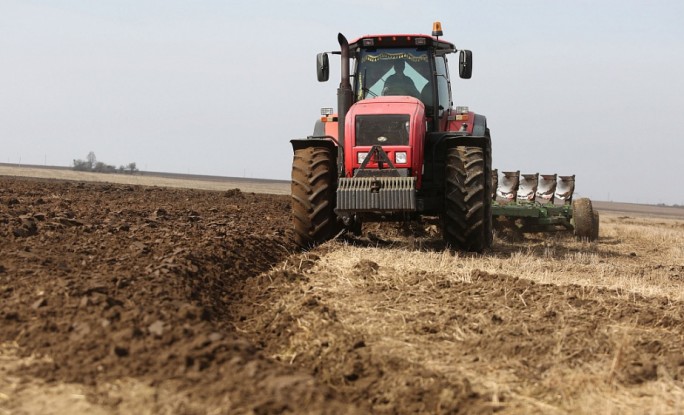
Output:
(348, 33), (457, 54)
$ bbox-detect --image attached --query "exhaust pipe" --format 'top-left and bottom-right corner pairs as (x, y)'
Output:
(337, 33), (353, 173)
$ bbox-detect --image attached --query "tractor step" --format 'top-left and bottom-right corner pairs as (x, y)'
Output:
(336, 177), (416, 212)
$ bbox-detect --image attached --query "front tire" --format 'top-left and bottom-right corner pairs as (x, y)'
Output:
(291, 147), (339, 248)
(443, 146), (490, 252)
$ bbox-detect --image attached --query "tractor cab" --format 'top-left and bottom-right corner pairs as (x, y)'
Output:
(316, 24), (472, 133)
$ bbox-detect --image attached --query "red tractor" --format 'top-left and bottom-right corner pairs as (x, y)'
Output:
(291, 22), (493, 252)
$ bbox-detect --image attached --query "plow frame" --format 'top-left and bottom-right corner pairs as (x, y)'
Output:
(492, 202), (574, 233)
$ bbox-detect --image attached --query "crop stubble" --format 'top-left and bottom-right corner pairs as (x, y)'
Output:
(1, 175), (684, 414)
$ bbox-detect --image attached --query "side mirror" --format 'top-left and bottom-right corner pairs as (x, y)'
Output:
(317, 53), (329, 82)
(459, 50), (472, 79)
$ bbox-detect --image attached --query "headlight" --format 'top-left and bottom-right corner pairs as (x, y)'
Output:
(395, 152), (407, 164)
(357, 152), (369, 164)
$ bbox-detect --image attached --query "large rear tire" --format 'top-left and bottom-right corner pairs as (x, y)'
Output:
(291, 147), (339, 248)
(572, 198), (595, 241)
(443, 146), (490, 252)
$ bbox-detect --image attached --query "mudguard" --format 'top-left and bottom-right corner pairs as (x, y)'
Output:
(290, 137), (338, 152)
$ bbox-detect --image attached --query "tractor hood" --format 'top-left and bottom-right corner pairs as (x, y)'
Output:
(343, 96), (427, 188)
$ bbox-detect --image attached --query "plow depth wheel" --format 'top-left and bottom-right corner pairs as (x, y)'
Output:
(291, 147), (339, 248)
(572, 198), (597, 241)
(443, 146), (490, 252)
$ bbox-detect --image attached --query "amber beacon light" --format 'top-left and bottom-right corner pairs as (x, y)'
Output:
(432, 21), (443, 37)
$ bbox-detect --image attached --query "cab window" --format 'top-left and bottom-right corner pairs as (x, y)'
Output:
(355, 49), (430, 101)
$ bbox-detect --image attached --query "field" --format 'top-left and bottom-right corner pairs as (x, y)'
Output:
(1, 170), (684, 414)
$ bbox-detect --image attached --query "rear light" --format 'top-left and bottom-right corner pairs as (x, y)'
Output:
(357, 152), (369, 164)
(395, 152), (407, 164)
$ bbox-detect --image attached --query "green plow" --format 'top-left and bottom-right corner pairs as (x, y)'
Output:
(491, 170), (599, 241)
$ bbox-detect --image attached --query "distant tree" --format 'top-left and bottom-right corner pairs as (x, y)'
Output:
(126, 162), (138, 174)
(73, 159), (90, 171)
(73, 152), (127, 174)
(93, 161), (116, 173)
(86, 151), (96, 170)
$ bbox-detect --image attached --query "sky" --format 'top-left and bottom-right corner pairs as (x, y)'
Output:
(1, 0), (683, 205)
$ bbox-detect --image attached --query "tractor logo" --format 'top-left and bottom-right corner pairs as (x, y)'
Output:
(377, 136), (388, 142)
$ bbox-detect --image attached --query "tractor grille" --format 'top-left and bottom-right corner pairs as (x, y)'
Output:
(355, 115), (410, 146)
(337, 177), (416, 211)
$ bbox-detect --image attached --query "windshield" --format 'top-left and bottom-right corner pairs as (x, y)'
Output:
(355, 48), (430, 102)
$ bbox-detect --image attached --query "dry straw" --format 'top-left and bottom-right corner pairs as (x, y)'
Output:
(247, 212), (684, 414)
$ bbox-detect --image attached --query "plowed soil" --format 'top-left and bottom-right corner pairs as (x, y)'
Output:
(2, 176), (684, 414)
